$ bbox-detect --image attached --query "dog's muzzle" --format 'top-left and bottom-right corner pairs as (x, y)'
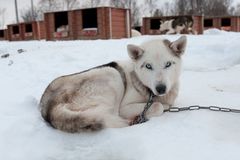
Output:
(155, 84), (166, 95)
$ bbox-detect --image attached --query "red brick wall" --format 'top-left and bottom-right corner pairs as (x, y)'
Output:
(213, 18), (221, 29)
(68, 11), (74, 40)
(193, 16), (203, 34)
(111, 8), (127, 39)
(4, 29), (8, 40)
(100, 7), (110, 39)
(45, 13), (54, 41)
(231, 17), (240, 32)
(72, 10), (80, 40)
(237, 17), (240, 32)
(31, 21), (46, 40)
(141, 18), (149, 35)
(38, 21), (46, 39)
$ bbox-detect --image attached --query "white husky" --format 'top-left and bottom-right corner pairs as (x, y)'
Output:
(40, 36), (187, 132)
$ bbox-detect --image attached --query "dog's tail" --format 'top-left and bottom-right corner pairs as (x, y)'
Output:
(41, 104), (104, 133)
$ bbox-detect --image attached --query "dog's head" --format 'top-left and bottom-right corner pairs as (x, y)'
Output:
(127, 36), (187, 96)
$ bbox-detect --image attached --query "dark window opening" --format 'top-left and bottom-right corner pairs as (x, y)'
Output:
(133, 26), (141, 32)
(150, 19), (161, 30)
(82, 8), (98, 28)
(0, 30), (4, 37)
(204, 19), (213, 27)
(13, 25), (19, 34)
(221, 18), (231, 26)
(25, 24), (33, 33)
(54, 11), (68, 31)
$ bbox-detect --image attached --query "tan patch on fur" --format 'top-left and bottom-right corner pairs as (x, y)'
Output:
(130, 71), (148, 97)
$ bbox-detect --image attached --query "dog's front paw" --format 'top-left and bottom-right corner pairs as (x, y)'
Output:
(146, 102), (164, 118)
(130, 102), (164, 125)
(129, 115), (147, 126)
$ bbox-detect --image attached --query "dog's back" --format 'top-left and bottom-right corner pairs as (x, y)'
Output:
(40, 63), (127, 132)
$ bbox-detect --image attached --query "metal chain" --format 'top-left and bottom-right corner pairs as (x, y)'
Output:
(131, 96), (240, 126)
(164, 105), (240, 113)
(130, 92), (155, 125)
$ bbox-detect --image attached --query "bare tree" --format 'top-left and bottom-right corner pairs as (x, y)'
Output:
(159, 2), (177, 16)
(174, 0), (232, 16)
(36, 0), (62, 20)
(0, 8), (6, 29)
(202, 0), (232, 16)
(80, 0), (101, 8)
(174, 0), (193, 15)
(110, 0), (125, 8)
(21, 7), (42, 22)
(92, 0), (102, 7)
(21, 0), (70, 22)
(231, 3), (240, 15)
(153, 9), (163, 17)
(196, 0), (204, 15)
(38, 0), (62, 12)
(144, 0), (157, 16)
(124, 0), (141, 26)
(62, 0), (80, 10)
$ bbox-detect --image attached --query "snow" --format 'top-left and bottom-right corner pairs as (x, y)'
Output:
(0, 29), (240, 160)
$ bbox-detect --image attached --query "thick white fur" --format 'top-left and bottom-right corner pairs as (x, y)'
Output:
(131, 29), (142, 37)
(40, 36), (187, 132)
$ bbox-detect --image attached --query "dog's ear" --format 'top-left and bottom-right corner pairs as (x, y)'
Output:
(127, 44), (144, 60)
(169, 36), (187, 57)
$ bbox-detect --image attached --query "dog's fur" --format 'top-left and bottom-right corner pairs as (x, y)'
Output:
(40, 36), (187, 133)
(160, 16), (193, 34)
(131, 29), (142, 37)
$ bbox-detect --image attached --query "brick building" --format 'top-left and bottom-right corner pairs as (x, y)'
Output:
(204, 16), (240, 32)
(44, 7), (131, 40)
(7, 21), (45, 41)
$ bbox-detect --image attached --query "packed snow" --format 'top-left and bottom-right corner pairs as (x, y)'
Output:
(0, 29), (240, 160)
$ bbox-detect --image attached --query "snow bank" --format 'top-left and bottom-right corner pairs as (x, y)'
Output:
(0, 34), (240, 160)
(204, 28), (228, 35)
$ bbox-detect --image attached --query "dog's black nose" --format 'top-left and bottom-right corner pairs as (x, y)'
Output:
(156, 84), (166, 95)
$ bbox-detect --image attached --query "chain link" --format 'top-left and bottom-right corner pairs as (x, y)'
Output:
(164, 105), (240, 113)
(130, 92), (155, 125)
(132, 92), (240, 126)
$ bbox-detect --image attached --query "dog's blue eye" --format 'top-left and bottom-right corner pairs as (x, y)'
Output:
(165, 61), (172, 68)
(145, 63), (153, 70)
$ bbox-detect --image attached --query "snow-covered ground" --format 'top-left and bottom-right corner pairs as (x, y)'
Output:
(0, 29), (240, 160)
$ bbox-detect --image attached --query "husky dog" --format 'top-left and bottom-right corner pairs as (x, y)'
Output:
(40, 36), (187, 133)
(160, 16), (193, 34)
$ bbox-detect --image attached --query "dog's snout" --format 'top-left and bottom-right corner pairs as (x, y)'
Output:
(156, 84), (166, 95)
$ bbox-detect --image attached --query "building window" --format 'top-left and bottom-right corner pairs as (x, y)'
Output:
(150, 19), (161, 30)
(25, 23), (33, 33)
(82, 8), (98, 28)
(221, 18), (231, 26)
(204, 19), (213, 27)
(13, 25), (19, 34)
(54, 11), (69, 31)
